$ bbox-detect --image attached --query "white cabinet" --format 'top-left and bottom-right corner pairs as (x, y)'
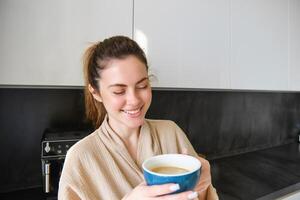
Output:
(134, 0), (300, 91)
(0, 0), (132, 86)
(289, 0), (300, 91)
(2, 0), (299, 90)
(134, 0), (231, 88)
(230, 0), (289, 90)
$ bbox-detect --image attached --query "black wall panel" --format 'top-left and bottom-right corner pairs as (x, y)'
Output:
(0, 88), (300, 192)
(0, 88), (91, 192)
(148, 90), (300, 159)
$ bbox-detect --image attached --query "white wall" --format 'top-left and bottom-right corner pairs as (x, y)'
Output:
(0, 0), (132, 86)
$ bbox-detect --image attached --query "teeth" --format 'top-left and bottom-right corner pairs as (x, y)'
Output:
(123, 108), (140, 114)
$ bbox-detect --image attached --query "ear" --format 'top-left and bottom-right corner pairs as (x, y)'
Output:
(88, 84), (102, 102)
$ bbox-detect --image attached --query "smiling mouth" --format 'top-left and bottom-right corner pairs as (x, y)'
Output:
(122, 107), (142, 115)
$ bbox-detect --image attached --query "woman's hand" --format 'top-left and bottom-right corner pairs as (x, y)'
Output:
(181, 148), (212, 200)
(194, 156), (212, 200)
(122, 182), (199, 200)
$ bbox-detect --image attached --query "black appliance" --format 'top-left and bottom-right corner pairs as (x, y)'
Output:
(41, 129), (90, 196)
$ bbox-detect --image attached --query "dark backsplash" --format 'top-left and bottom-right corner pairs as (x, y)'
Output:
(0, 87), (300, 192)
(0, 88), (91, 193)
(148, 89), (300, 159)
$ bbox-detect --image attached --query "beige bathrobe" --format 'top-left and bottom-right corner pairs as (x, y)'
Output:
(58, 117), (218, 200)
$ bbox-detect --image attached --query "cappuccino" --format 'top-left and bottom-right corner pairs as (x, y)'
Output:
(151, 166), (189, 174)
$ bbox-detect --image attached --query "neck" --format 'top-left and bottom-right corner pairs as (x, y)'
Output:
(119, 127), (141, 142)
(107, 117), (140, 142)
(107, 119), (141, 161)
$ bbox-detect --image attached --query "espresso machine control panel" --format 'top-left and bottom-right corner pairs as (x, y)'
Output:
(42, 140), (79, 158)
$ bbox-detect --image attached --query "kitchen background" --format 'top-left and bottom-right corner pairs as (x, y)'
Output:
(1, 0), (300, 199)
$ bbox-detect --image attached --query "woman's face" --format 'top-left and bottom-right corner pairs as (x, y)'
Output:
(97, 55), (152, 132)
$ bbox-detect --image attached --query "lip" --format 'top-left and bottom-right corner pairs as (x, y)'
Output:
(122, 106), (143, 118)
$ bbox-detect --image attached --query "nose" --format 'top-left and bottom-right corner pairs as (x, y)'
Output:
(126, 89), (140, 105)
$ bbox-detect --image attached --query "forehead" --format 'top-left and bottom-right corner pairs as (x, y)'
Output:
(100, 55), (148, 85)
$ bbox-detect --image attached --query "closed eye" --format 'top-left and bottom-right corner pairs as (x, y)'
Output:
(136, 84), (148, 89)
(113, 90), (125, 95)
(136, 79), (149, 89)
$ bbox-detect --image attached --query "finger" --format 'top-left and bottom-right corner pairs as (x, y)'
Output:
(138, 181), (147, 186)
(197, 156), (210, 170)
(143, 183), (180, 197)
(195, 175), (211, 192)
(195, 180), (210, 191)
(198, 189), (208, 200)
(194, 157), (212, 194)
(195, 185), (209, 194)
(159, 191), (198, 200)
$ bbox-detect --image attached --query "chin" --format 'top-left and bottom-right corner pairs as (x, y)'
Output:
(124, 118), (145, 129)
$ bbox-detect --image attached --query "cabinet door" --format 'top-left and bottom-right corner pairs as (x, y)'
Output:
(290, 0), (300, 91)
(230, 0), (289, 90)
(134, 0), (230, 88)
(0, 0), (132, 86)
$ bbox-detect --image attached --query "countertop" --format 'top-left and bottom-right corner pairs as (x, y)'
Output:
(0, 187), (51, 200)
(210, 142), (300, 200)
(1, 142), (299, 200)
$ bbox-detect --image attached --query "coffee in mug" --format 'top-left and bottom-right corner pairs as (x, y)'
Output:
(150, 166), (189, 174)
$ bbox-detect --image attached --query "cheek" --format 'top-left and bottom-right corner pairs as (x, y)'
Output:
(103, 95), (126, 110)
(142, 89), (152, 105)
(111, 98), (126, 109)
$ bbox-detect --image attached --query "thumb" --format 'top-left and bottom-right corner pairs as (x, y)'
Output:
(139, 181), (147, 186)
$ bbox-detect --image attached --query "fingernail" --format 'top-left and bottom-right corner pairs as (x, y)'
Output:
(169, 184), (180, 191)
(188, 191), (198, 199)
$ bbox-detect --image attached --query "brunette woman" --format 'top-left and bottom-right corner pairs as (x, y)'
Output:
(58, 36), (218, 200)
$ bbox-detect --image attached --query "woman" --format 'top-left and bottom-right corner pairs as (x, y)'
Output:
(58, 36), (218, 200)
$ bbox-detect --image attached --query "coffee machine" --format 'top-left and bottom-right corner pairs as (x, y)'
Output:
(41, 129), (90, 196)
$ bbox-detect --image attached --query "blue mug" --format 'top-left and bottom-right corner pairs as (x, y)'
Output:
(142, 154), (201, 193)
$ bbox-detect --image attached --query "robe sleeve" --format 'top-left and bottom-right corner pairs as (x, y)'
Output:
(58, 146), (84, 200)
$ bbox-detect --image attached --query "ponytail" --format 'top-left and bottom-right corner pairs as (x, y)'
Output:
(83, 43), (106, 128)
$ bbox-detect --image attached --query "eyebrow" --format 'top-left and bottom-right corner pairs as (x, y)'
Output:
(108, 77), (149, 88)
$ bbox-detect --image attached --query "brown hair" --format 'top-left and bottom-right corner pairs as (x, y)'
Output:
(83, 36), (149, 128)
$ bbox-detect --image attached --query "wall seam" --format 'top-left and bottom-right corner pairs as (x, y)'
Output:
(287, 0), (291, 90)
(131, 0), (135, 39)
(229, 0), (233, 89)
